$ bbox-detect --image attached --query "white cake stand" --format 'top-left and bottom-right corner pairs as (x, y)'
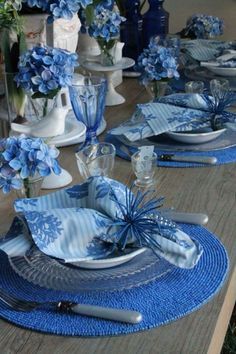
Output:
(82, 57), (135, 106)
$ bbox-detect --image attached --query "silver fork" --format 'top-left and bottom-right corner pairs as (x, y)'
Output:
(0, 288), (142, 324)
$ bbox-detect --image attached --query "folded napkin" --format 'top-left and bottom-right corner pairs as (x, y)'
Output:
(181, 39), (235, 62)
(201, 50), (236, 68)
(1, 177), (203, 269)
(109, 93), (236, 142)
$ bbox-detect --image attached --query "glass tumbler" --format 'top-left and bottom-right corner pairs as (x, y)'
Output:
(131, 150), (157, 187)
(75, 142), (116, 180)
(210, 79), (229, 98)
(185, 81), (205, 94)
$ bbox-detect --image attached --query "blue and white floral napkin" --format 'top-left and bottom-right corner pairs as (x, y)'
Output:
(109, 93), (234, 142)
(201, 50), (236, 68)
(181, 39), (235, 62)
(0, 177), (203, 269)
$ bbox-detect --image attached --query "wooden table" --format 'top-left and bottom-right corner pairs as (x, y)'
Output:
(0, 79), (235, 354)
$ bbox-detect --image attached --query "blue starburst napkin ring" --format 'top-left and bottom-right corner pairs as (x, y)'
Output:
(108, 93), (236, 142)
(1, 177), (203, 269)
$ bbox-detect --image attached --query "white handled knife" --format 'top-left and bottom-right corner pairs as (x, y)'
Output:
(68, 303), (143, 324)
(162, 211), (209, 225)
(158, 154), (217, 165)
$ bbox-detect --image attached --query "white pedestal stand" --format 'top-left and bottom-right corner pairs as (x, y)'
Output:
(82, 58), (135, 106)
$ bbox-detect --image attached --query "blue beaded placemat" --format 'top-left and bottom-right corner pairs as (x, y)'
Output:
(106, 134), (236, 168)
(0, 224), (229, 336)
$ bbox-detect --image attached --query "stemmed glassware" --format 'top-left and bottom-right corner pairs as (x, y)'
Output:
(69, 76), (107, 150)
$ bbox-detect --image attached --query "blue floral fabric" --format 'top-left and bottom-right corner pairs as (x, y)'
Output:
(181, 39), (235, 62)
(1, 177), (203, 269)
(109, 93), (236, 142)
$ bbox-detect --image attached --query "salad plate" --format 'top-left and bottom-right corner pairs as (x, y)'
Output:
(71, 247), (147, 269)
(165, 128), (226, 144)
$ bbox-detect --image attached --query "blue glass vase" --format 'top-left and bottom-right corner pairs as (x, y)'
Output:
(120, 0), (143, 63)
(142, 0), (169, 49)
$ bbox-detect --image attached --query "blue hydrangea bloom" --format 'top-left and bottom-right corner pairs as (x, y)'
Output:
(23, 0), (93, 22)
(15, 45), (78, 97)
(88, 5), (126, 42)
(135, 37), (180, 85)
(185, 14), (224, 39)
(0, 135), (61, 194)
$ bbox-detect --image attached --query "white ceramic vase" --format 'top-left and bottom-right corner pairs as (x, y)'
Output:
(10, 14), (81, 52)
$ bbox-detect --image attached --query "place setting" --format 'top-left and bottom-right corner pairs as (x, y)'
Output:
(107, 77), (236, 167)
(0, 98), (230, 336)
(0, 1), (235, 349)
(180, 37), (236, 90)
(0, 171), (229, 336)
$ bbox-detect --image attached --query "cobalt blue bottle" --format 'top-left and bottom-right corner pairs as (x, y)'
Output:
(120, 0), (143, 62)
(142, 0), (169, 48)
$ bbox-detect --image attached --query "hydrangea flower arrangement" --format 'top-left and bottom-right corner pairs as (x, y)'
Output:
(15, 45), (78, 98)
(0, 135), (61, 195)
(182, 14), (224, 39)
(88, 3), (126, 65)
(22, 0), (93, 22)
(136, 37), (179, 86)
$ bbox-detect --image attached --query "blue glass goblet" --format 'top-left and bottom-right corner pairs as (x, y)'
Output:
(69, 76), (107, 150)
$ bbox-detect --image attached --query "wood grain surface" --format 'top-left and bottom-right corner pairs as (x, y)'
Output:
(0, 79), (235, 354)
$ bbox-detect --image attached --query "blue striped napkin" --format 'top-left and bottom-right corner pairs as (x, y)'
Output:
(109, 94), (211, 142)
(0, 177), (203, 269)
(181, 39), (235, 61)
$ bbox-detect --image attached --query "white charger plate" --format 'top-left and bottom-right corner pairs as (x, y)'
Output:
(165, 128), (226, 144)
(68, 247), (147, 269)
(49, 111), (107, 147)
(10, 111), (107, 148)
(48, 119), (86, 146)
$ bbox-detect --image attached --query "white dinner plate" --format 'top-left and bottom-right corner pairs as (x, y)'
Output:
(69, 247), (147, 269)
(48, 119), (86, 146)
(200, 63), (236, 77)
(165, 128), (226, 144)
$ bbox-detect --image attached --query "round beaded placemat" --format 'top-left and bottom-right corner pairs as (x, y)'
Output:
(0, 224), (229, 336)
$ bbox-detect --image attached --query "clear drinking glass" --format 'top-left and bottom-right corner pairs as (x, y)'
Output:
(75, 142), (116, 180)
(185, 81), (205, 94)
(131, 150), (157, 187)
(69, 76), (107, 150)
(210, 79), (229, 98)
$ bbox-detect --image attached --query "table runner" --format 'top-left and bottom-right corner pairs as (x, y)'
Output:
(106, 134), (236, 168)
(0, 224), (228, 336)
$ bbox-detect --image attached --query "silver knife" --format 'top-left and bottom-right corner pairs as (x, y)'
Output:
(158, 154), (217, 165)
(119, 144), (217, 165)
